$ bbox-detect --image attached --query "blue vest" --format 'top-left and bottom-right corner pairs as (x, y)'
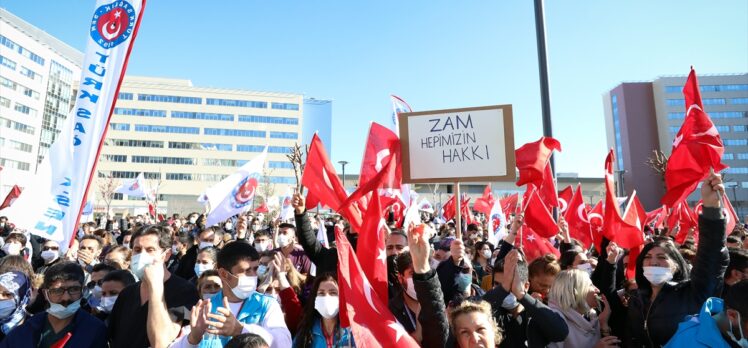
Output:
(199, 290), (273, 348)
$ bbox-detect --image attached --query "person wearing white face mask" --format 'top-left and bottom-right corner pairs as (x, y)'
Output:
(191, 247), (218, 285)
(292, 273), (354, 347)
(92, 270), (136, 321)
(0, 263), (107, 347)
(37, 240), (62, 275)
(272, 223), (312, 275)
(170, 241), (291, 348)
(596, 172), (730, 347)
(107, 226), (200, 348)
(253, 231), (272, 253)
(0, 271), (31, 341)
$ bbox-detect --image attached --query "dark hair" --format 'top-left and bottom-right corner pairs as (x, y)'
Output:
(278, 223), (295, 231)
(472, 241), (494, 262)
(5, 232), (26, 246)
(388, 230), (408, 243)
(295, 273), (338, 348)
(528, 254), (560, 279)
(200, 226), (225, 241)
(725, 279), (748, 313)
(217, 241), (259, 271)
(80, 235), (103, 249)
(559, 250), (582, 270)
(0, 255), (35, 281)
(394, 251), (413, 276)
(635, 237), (690, 292)
(101, 270), (136, 287)
(254, 230), (271, 240)
(467, 223), (479, 232)
(131, 225), (173, 251)
(225, 333), (269, 348)
(92, 263), (116, 274)
(176, 231), (194, 246)
(728, 249), (748, 279)
(727, 235), (742, 245)
(42, 262), (85, 289)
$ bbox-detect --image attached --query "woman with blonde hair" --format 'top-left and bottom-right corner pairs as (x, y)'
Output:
(450, 300), (502, 348)
(548, 269), (619, 348)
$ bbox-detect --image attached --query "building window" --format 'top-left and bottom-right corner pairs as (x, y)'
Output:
(171, 111), (234, 121)
(724, 167), (748, 174)
(107, 139), (164, 148)
(0, 137), (32, 153)
(716, 125), (730, 133)
(271, 102), (299, 111)
(724, 139), (748, 146)
(269, 177), (297, 184)
(138, 94), (202, 104)
(733, 126), (748, 132)
(712, 111), (747, 119)
(201, 158), (244, 167)
(109, 123), (130, 131)
(269, 161), (293, 169)
(134, 124), (199, 134)
(702, 98), (726, 105)
(665, 84), (748, 93)
(236, 145), (291, 154)
(0, 116), (35, 134)
(102, 155), (127, 162)
(731, 98), (748, 105)
(1, 35), (45, 66)
(203, 128), (265, 137)
(723, 153), (734, 160)
(114, 108), (167, 117)
(20, 67), (40, 81)
(13, 103), (37, 117)
(166, 173), (193, 181)
(738, 153), (748, 160)
(118, 92), (134, 100)
(101, 171), (160, 179)
(269, 131), (298, 139)
(0, 97), (9, 108)
(206, 98), (267, 109)
(611, 95), (623, 170)
(167, 142), (233, 151)
(668, 126), (681, 134)
(132, 156), (196, 165)
(0, 158), (30, 171)
(666, 99), (684, 107)
(238, 115), (299, 125)
(0, 55), (16, 70)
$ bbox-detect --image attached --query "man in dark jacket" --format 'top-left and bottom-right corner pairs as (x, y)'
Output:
(292, 193), (338, 275)
(1, 262), (108, 347)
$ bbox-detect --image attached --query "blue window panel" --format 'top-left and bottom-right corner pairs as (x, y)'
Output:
(204, 128), (265, 137)
(702, 98), (726, 105)
(201, 143), (233, 151)
(724, 139), (748, 146)
(238, 115), (299, 125)
(724, 167), (748, 174)
(134, 124), (199, 134)
(109, 123), (130, 131)
(269, 176), (297, 184)
(171, 111), (234, 121)
(0, 55), (16, 70)
(269, 131), (298, 139)
(723, 153), (734, 160)
(271, 102), (299, 111)
(269, 161), (293, 169)
(118, 93), (134, 100)
(666, 99), (684, 107)
(206, 98), (267, 109)
(668, 112), (685, 120)
(236, 145), (291, 154)
(665, 84), (748, 93)
(114, 108), (166, 117)
(731, 98), (748, 105)
(138, 94), (202, 104)
(733, 126), (748, 132)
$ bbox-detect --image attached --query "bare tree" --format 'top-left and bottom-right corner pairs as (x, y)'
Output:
(646, 150), (668, 187)
(286, 143), (306, 194)
(98, 175), (119, 218)
(259, 167), (276, 201)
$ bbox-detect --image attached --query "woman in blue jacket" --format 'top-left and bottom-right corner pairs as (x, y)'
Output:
(293, 273), (353, 348)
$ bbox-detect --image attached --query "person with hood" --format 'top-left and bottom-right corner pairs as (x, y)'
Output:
(0, 271), (31, 341)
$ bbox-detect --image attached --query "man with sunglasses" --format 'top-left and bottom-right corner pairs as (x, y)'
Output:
(0, 262), (108, 347)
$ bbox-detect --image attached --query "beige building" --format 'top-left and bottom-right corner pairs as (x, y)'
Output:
(95, 76), (303, 216)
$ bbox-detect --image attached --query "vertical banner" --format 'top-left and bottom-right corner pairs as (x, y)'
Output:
(4, 0), (146, 250)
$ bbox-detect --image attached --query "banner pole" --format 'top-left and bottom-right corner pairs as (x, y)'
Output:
(455, 181), (462, 240)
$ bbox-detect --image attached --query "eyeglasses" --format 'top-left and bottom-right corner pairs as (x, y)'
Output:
(42, 246), (59, 251)
(46, 286), (82, 298)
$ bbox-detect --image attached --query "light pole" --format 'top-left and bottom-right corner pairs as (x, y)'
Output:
(726, 183), (740, 218)
(338, 161), (348, 190)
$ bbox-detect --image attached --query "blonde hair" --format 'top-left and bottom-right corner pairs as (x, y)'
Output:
(548, 269), (593, 312)
(449, 300), (502, 344)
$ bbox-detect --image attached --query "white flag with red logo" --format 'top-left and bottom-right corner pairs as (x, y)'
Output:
(115, 172), (147, 197)
(205, 149), (267, 226)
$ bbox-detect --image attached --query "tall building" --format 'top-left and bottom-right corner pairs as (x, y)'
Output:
(604, 73), (748, 219)
(96, 76), (304, 215)
(0, 8), (82, 196)
(302, 98), (332, 157)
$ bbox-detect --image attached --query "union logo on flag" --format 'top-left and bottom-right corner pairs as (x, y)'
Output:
(231, 174), (259, 209)
(90, 1), (136, 48)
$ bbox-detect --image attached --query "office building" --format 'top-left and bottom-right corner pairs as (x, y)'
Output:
(604, 73), (748, 219)
(302, 98), (332, 157)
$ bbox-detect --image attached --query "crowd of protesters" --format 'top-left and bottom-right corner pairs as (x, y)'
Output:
(0, 171), (745, 347)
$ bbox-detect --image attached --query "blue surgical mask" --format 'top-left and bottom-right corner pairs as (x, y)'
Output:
(727, 311), (748, 348)
(47, 299), (81, 319)
(455, 273), (472, 293)
(194, 263), (213, 277)
(0, 299), (16, 319)
(257, 265), (268, 276)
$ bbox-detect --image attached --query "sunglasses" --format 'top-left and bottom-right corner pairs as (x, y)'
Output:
(42, 246), (59, 251)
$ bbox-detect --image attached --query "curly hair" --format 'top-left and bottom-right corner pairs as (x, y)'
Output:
(449, 300), (502, 344)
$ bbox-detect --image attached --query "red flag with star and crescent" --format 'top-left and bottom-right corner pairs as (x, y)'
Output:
(603, 150), (645, 249)
(356, 193), (388, 305)
(359, 122), (402, 190)
(336, 229), (419, 347)
(558, 185), (573, 215)
(588, 201), (604, 251)
(564, 185), (593, 249)
(500, 193), (519, 215)
(522, 187), (558, 238)
(516, 225), (559, 263)
(473, 185), (495, 215)
(662, 68), (727, 206)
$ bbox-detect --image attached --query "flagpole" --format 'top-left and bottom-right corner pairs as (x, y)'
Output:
(454, 182), (462, 240)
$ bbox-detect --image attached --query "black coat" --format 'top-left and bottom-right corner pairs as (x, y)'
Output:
(388, 269), (449, 348)
(173, 244), (198, 280)
(295, 212), (338, 276)
(599, 210), (729, 347)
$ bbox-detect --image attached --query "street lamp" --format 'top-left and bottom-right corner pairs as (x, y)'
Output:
(726, 182), (740, 218)
(338, 161), (348, 190)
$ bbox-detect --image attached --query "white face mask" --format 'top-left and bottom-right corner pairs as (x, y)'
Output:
(502, 293), (520, 310)
(97, 295), (117, 313)
(47, 299), (81, 319)
(130, 252), (156, 279)
(1, 243), (20, 256)
(726, 311), (748, 348)
(257, 265), (268, 276)
(198, 241), (214, 250)
(171, 245), (180, 255)
(189, 217), (198, 224)
(0, 299), (16, 319)
(481, 250), (492, 259)
(194, 263), (213, 277)
(230, 274), (257, 300)
(643, 266), (674, 286)
(277, 235), (291, 248)
(405, 277), (417, 300)
(576, 263), (593, 277)
(41, 250), (59, 263)
(314, 295), (339, 319)
(254, 241), (269, 252)
(224, 223), (233, 230)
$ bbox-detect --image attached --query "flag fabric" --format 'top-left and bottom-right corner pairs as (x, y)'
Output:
(115, 172), (147, 197)
(522, 187), (558, 238)
(336, 229), (420, 347)
(558, 186), (574, 215)
(564, 185), (593, 249)
(279, 188), (295, 221)
(417, 198), (434, 214)
(515, 137), (561, 188)
(500, 193), (519, 216)
(662, 68), (728, 206)
(588, 201), (604, 251)
(517, 226), (560, 263)
(645, 205), (668, 230)
(254, 202), (269, 214)
(460, 195), (475, 226)
(2, 0), (146, 250)
(487, 198), (507, 246)
(442, 195), (456, 221)
(670, 201), (698, 245)
(359, 122), (402, 190)
(723, 194), (738, 235)
(356, 194), (388, 306)
(538, 163), (560, 207)
(473, 185), (495, 215)
(603, 150), (645, 249)
(0, 185), (22, 210)
(403, 198), (422, 230)
(316, 217), (329, 248)
(390, 95), (412, 136)
(204, 149), (267, 226)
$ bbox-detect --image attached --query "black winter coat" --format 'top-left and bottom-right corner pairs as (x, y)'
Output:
(295, 212), (338, 276)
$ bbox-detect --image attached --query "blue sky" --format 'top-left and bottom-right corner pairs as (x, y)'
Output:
(4, 1), (747, 178)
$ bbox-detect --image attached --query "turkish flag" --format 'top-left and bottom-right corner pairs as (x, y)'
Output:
(669, 201), (697, 244)
(558, 185), (573, 215)
(500, 193), (519, 215)
(516, 225), (559, 263)
(662, 68), (727, 206)
(0, 185), (22, 210)
(722, 194), (738, 235)
(588, 201), (604, 252)
(538, 164), (559, 208)
(460, 195), (475, 225)
(626, 245), (644, 280)
(522, 187), (558, 238)
(254, 202), (269, 213)
(380, 194), (406, 227)
(357, 193), (388, 306)
(302, 134), (363, 230)
(515, 137), (561, 188)
(148, 202), (156, 217)
(603, 150), (645, 249)
(564, 185), (593, 249)
(473, 185), (495, 215)
(645, 205), (668, 230)
(442, 195), (456, 221)
(359, 122), (402, 190)
(336, 229), (420, 347)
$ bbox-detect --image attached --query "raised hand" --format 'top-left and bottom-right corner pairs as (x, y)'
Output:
(450, 239), (465, 266)
(236, 215), (248, 239)
(292, 193), (306, 214)
(606, 241), (622, 265)
(187, 300), (211, 345)
(407, 223), (433, 274)
(206, 297), (244, 337)
(701, 170), (724, 209)
(501, 249), (519, 293)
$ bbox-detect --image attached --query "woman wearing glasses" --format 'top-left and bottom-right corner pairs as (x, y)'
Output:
(0, 262), (108, 347)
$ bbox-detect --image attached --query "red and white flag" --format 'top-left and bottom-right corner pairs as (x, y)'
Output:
(114, 172), (147, 197)
(522, 187), (558, 238)
(357, 193), (388, 305)
(538, 163), (559, 208)
(564, 185), (593, 249)
(3, 0), (146, 250)
(517, 226), (559, 263)
(558, 185), (574, 215)
(473, 184), (495, 215)
(603, 150), (644, 249)
(515, 137), (561, 188)
(359, 122), (401, 190)
(487, 198), (507, 245)
(0, 185), (22, 211)
(205, 149), (267, 226)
